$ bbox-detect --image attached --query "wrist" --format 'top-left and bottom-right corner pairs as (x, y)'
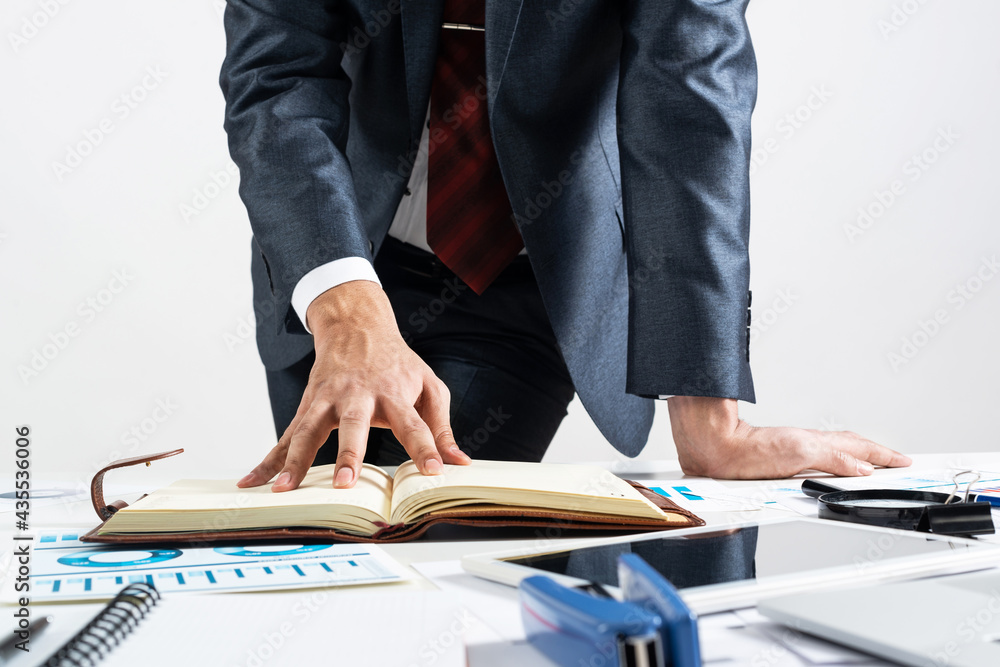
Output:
(667, 397), (741, 477)
(306, 281), (396, 339)
(667, 396), (739, 438)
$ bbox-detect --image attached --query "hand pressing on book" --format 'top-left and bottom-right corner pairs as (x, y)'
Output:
(238, 281), (471, 493)
(667, 396), (911, 479)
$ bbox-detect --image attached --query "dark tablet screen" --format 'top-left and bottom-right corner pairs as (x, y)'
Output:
(503, 520), (974, 590)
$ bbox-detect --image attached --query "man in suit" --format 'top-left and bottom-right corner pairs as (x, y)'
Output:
(220, 0), (909, 492)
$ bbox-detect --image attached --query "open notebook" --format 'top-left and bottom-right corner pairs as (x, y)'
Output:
(82, 450), (703, 544)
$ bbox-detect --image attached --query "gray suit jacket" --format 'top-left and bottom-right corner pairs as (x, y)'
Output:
(220, 0), (757, 457)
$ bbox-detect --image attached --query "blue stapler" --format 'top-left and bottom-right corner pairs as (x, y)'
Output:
(519, 553), (701, 667)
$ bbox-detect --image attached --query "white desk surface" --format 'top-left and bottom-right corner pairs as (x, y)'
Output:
(4, 452), (999, 666)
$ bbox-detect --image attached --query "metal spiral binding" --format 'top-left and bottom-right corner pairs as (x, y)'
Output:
(42, 582), (160, 667)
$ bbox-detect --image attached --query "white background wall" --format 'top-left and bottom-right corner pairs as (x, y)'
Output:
(3, 1), (997, 481)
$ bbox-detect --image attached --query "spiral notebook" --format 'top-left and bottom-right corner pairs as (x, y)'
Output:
(41, 583), (464, 666)
(43, 583), (160, 666)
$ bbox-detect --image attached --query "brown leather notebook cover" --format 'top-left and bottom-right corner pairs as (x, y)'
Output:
(80, 450), (705, 545)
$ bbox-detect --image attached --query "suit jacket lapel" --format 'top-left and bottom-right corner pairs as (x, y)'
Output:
(400, 0), (524, 141)
(484, 0), (524, 112)
(400, 1), (445, 143)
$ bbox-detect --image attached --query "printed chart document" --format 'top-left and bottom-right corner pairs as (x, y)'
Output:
(4, 529), (411, 602)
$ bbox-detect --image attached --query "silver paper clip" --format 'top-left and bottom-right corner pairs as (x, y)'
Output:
(944, 470), (981, 505)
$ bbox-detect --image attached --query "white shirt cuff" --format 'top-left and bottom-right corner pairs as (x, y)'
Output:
(658, 395), (675, 400)
(290, 257), (382, 334)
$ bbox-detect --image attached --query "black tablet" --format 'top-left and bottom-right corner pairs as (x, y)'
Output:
(462, 517), (1000, 613)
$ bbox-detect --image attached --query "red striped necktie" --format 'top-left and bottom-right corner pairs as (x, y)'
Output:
(426, 0), (523, 295)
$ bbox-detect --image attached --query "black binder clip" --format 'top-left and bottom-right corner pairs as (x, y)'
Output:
(917, 471), (996, 537)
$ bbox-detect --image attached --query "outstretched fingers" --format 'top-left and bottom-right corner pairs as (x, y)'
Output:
(270, 400), (339, 492)
(809, 431), (912, 477)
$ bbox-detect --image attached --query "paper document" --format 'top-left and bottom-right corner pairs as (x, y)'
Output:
(413, 559), (521, 642)
(644, 478), (775, 513)
(98, 590), (465, 667)
(7, 529), (411, 602)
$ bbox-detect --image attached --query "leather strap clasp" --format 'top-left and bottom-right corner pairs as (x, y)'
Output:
(91, 449), (184, 519)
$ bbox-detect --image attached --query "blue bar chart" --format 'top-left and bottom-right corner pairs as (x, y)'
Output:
(18, 531), (410, 601)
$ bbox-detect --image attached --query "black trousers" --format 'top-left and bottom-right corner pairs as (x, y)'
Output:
(264, 238), (577, 467)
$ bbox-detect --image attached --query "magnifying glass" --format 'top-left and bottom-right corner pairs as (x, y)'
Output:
(801, 479), (995, 537)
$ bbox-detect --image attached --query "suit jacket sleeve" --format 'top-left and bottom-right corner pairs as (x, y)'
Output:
(617, 0), (756, 402)
(220, 0), (371, 334)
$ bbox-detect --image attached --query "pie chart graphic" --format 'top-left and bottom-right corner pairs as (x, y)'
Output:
(214, 545), (332, 558)
(57, 549), (183, 568)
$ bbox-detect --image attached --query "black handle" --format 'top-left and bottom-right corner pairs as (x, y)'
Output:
(801, 479), (845, 498)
